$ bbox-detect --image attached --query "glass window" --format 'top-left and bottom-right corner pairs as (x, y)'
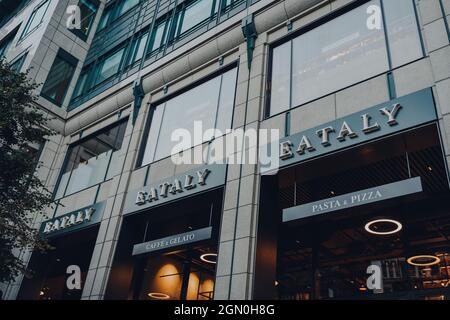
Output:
(141, 68), (237, 165)
(10, 52), (28, 72)
(95, 47), (125, 85)
(269, 42), (291, 116)
(180, 0), (214, 35)
(55, 120), (127, 198)
(268, 0), (424, 117)
(97, 5), (112, 31)
(148, 20), (167, 53)
(71, 68), (89, 100)
(127, 32), (148, 66)
(21, 0), (50, 39)
(383, 0), (423, 68)
(117, 0), (140, 17)
(0, 27), (19, 58)
(291, 0), (388, 108)
(41, 51), (77, 105)
(78, 0), (98, 36)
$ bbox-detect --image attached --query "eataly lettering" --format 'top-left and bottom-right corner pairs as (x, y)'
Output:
(280, 103), (402, 160)
(135, 169), (211, 205)
(43, 208), (96, 234)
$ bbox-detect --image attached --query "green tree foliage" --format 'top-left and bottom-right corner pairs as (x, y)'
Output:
(0, 59), (53, 283)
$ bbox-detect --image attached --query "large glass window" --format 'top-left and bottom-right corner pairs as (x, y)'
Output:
(126, 31), (148, 67)
(77, 0), (99, 37)
(148, 19), (168, 53)
(268, 0), (424, 116)
(383, 0), (423, 68)
(55, 120), (127, 198)
(10, 52), (28, 72)
(141, 68), (237, 165)
(179, 0), (215, 35)
(20, 0), (51, 39)
(94, 47), (125, 85)
(71, 68), (89, 101)
(0, 27), (19, 58)
(41, 50), (77, 105)
(116, 0), (140, 17)
(97, 4), (112, 31)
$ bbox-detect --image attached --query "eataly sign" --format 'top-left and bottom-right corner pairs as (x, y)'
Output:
(135, 169), (211, 205)
(280, 103), (402, 160)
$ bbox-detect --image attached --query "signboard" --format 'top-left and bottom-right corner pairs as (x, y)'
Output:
(283, 177), (423, 222)
(39, 201), (106, 237)
(123, 164), (226, 215)
(263, 89), (437, 173)
(132, 227), (213, 256)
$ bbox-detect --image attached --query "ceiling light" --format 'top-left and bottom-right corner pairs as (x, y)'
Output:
(364, 219), (402, 236)
(407, 255), (441, 267)
(39, 291), (45, 296)
(200, 253), (217, 264)
(148, 292), (170, 300)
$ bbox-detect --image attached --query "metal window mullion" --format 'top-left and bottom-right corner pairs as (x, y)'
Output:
(163, 0), (180, 56)
(139, 0), (162, 69)
(412, 0), (427, 56)
(379, 0), (393, 71)
(152, 102), (167, 163)
(439, 0), (450, 42)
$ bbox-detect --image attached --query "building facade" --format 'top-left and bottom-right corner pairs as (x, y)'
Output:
(1, 0), (450, 300)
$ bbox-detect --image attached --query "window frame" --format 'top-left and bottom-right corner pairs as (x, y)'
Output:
(175, 0), (219, 40)
(10, 51), (28, 72)
(137, 63), (238, 168)
(70, 0), (100, 41)
(265, 0), (425, 119)
(125, 29), (149, 68)
(95, 0), (141, 33)
(0, 25), (20, 58)
(41, 49), (78, 106)
(53, 118), (129, 200)
(19, 0), (51, 40)
(92, 44), (127, 88)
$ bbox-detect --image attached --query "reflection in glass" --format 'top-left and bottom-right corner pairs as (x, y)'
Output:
(142, 68), (237, 165)
(55, 120), (127, 198)
(41, 54), (76, 104)
(291, 0), (388, 107)
(78, 0), (98, 36)
(383, 0), (423, 68)
(180, 0), (214, 35)
(268, 0), (424, 116)
(96, 48), (125, 84)
(270, 42), (291, 116)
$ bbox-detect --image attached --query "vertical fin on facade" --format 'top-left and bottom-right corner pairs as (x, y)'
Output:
(241, 14), (258, 70)
(132, 78), (145, 126)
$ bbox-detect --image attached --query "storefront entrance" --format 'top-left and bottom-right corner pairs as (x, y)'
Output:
(256, 124), (450, 300)
(17, 227), (99, 300)
(105, 189), (223, 300)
